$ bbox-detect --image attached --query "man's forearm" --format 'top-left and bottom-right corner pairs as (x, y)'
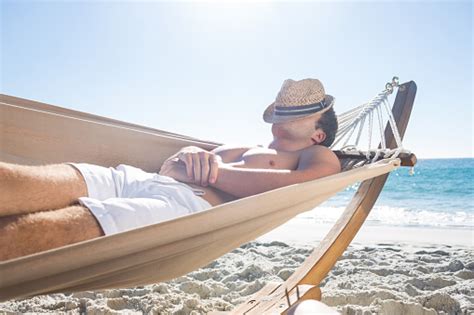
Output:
(209, 164), (306, 198)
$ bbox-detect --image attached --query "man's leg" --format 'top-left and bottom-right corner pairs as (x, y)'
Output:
(0, 161), (88, 217)
(0, 204), (104, 261)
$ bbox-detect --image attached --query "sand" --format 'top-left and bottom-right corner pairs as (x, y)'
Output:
(0, 223), (473, 314)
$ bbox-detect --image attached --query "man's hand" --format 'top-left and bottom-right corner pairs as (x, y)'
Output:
(158, 158), (190, 183)
(176, 146), (222, 186)
(159, 146), (223, 186)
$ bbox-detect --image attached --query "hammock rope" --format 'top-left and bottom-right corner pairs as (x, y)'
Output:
(331, 76), (409, 163)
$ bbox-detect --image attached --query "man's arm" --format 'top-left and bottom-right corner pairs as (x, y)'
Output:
(160, 145), (252, 186)
(208, 146), (341, 198)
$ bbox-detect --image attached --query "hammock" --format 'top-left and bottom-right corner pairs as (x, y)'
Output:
(0, 79), (417, 311)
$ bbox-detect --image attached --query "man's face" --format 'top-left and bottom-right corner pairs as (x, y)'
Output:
(271, 115), (322, 148)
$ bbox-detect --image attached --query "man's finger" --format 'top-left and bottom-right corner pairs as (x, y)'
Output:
(200, 152), (210, 186)
(192, 153), (201, 184)
(179, 153), (193, 178)
(209, 155), (219, 184)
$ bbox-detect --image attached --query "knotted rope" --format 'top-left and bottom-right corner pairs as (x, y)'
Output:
(330, 76), (409, 163)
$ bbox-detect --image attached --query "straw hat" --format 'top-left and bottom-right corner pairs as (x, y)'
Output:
(263, 78), (335, 124)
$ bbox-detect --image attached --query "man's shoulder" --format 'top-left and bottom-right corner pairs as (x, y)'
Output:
(212, 144), (257, 150)
(300, 144), (336, 156)
(299, 145), (341, 172)
(211, 144), (258, 155)
(211, 144), (257, 163)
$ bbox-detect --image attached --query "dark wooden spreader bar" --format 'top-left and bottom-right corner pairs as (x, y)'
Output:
(334, 150), (417, 167)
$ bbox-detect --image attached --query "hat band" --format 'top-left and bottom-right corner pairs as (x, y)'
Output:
(274, 100), (326, 116)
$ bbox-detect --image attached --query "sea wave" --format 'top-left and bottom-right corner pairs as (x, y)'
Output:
(295, 205), (474, 229)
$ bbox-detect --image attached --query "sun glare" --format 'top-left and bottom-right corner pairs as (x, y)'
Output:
(183, 1), (275, 32)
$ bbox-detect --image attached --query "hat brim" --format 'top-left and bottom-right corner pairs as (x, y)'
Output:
(263, 94), (335, 124)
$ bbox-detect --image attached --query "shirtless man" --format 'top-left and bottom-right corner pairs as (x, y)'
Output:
(0, 78), (340, 261)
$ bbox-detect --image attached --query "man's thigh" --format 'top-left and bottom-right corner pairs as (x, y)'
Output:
(0, 204), (104, 261)
(0, 162), (88, 216)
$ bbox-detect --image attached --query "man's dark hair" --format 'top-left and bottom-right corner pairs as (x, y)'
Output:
(315, 107), (338, 147)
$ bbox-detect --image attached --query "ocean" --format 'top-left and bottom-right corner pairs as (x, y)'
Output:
(301, 158), (474, 230)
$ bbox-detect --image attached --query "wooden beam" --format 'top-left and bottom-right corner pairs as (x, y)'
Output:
(335, 151), (417, 167)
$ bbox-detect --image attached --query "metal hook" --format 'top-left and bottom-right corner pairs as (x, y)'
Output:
(385, 82), (394, 94)
(385, 76), (400, 94)
(392, 76), (399, 87)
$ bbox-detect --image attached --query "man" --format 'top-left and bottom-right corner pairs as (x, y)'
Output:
(0, 78), (340, 261)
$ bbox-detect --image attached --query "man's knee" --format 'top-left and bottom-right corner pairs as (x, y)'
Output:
(0, 162), (89, 216)
(0, 161), (87, 194)
(0, 205), (104, 261)
(0, 161), (21, 193)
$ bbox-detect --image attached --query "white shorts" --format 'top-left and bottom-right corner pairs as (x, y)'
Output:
(66, 163), (212, 236)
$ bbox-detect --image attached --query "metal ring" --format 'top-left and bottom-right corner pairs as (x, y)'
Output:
(392, 76), (399, 87)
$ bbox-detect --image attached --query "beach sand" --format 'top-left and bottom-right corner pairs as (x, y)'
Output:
(1, 220), (472, 314)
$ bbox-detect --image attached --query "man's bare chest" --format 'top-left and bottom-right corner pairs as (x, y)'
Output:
(227, 147), (301, 170)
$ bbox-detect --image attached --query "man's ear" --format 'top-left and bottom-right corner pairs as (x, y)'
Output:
(311, 128), (326, 145)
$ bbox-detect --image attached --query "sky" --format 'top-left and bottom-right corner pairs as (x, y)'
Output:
(1, 0), (473, 159)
